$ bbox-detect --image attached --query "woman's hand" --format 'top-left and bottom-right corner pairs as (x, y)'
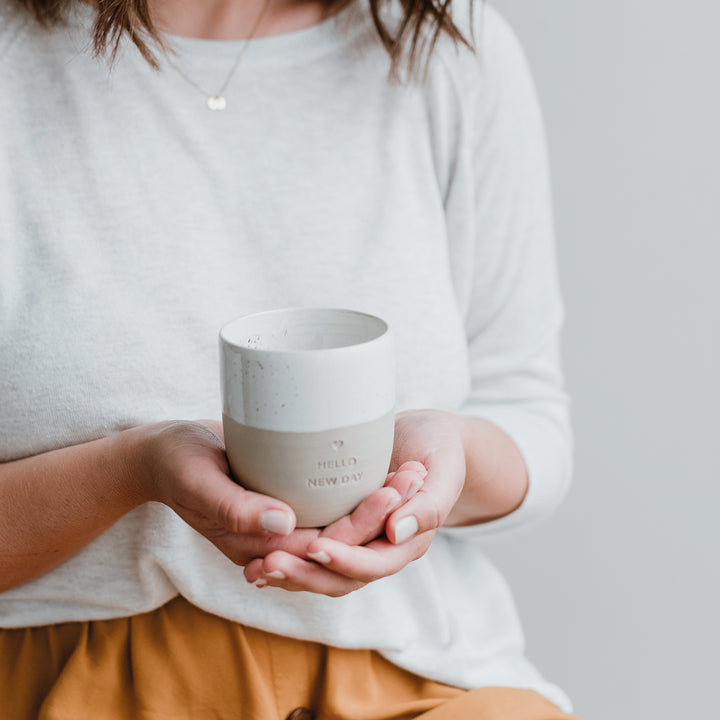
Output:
(243, 410), (468, 596)
(138, 419), (436, 573)
(0, 412), (523, 594)
(138, 420), (322, 565)
(135, 419), (450, 571)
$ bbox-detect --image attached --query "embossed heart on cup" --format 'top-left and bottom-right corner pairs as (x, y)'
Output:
(331, 440), (344, 451)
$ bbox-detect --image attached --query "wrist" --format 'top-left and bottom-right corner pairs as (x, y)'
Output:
(113, 422), (172, 506)
(453, 413), (474, 458)
(447, 415), (528, 526)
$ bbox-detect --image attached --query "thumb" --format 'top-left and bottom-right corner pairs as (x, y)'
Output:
(175, 468), (297, 537)
(384, 447), (465, 544)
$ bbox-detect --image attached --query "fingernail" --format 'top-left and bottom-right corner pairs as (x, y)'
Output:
(261, 510), (293, 535)
(265, 570), (286, 580)
(307, 550), (331, 564)
(402, 461), (428, 478)
(405, 477), (424, 501)
(393, 515), (419, 543)
(255, 579), (268, 588)
(382, 489), (403, 518)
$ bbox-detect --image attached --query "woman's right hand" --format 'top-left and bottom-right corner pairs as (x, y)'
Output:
(137, 419), (327, 566)
(0, 418), (315, 592)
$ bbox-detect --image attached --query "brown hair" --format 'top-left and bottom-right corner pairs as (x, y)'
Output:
(16, 0), (473, 78)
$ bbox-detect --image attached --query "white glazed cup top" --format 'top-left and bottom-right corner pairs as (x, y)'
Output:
(220, 308), (395, 432)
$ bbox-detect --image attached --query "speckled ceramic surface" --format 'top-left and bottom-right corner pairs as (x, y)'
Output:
(223, 411), (395, 527)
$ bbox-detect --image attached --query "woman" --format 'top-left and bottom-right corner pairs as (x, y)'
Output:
(0, 0), (579, 717)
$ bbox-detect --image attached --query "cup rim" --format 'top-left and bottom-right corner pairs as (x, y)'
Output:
(219, 307), (390, 355)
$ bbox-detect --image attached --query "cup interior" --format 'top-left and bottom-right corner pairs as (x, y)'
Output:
(221, 308), (388, 353)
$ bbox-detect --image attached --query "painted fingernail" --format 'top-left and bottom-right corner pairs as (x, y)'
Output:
(255, 578), (268, 588)
(382, 489), (403, 518)
(393, 515), (419, 543)
(402, 461), (428, 478)
(405, 477), (424, 501)
(261, 510), (293, 535)
(265, 570), (286, 580)
(307, 550), (331, 564)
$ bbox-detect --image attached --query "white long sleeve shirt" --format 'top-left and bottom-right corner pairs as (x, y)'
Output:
(0, 0), (573, 709)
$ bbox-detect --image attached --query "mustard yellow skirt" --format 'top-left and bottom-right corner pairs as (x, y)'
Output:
(0, 596), (582, 720)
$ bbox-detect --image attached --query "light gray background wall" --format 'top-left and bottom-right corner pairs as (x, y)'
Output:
(483, 2), (719, 718)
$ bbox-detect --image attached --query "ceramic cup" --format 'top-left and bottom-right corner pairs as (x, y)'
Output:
(219, 308), (395, 527)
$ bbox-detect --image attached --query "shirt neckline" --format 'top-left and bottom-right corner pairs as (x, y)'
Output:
(68, 0), (370, 67)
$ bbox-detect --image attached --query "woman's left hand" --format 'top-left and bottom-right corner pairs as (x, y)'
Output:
(243, 410), (467, 596)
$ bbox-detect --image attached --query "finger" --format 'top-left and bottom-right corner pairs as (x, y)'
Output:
(244, 552), (367, 597)
(384, 454), (464, 545)
(303, 533), (434, 583)
(319, 463), (426, 546)
(207, 526), (320, 567)
(319, 486), (401, 546)
(175, 469), (297, 537)
(386, 460), (428, 484)
(384, 461), (427, 500)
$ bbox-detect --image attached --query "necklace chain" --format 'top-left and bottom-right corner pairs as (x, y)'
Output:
(165, 0), (272, 111)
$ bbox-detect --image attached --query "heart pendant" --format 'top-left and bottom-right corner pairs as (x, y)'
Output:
(207, 95), (227, 111)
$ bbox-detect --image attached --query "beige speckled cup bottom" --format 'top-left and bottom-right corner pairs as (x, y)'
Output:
(223, 410), (395, 527)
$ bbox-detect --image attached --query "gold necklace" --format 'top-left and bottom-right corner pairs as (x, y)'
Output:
(164, 0), (272, 111)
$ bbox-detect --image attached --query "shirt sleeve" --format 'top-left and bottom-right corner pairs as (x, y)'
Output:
(441, 6), (573, 538)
